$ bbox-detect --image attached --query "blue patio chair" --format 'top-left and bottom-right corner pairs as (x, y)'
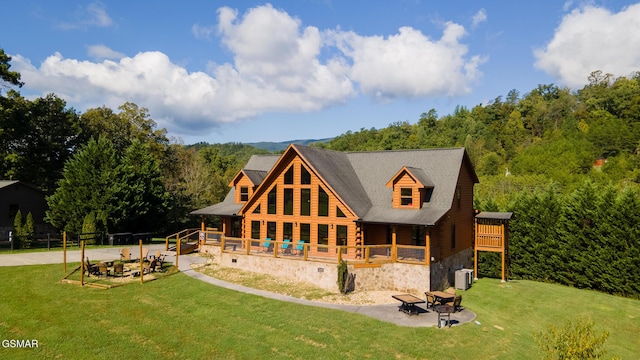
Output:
(262, 238), (272, 252)
(282, 239), (292, 254)
(295, 240), (305, 255)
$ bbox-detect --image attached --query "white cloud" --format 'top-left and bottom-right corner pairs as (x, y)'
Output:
(534, 3), (640, 88)
(192, 24), (216, 40)
(87, 45), (125, 60)
(328, 22), (484, 99)
(57, 1), (114, 30)
(471, 8), (487, 29)
(13, 4), (483, 136)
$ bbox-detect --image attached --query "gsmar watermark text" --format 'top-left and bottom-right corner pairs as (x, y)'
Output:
(2, 339), (39, 348)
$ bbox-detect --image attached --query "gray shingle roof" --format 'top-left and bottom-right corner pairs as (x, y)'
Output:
(192, 145), (476, 225)
(344, 147), (468, 225)
(191, 155), (278, 216)
(476, 212), (513, 220)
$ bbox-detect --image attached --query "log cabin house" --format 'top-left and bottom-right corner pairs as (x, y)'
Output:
(192, 144), (479, 293)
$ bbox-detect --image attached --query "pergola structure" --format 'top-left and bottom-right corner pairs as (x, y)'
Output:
(474, 212), (513, 282)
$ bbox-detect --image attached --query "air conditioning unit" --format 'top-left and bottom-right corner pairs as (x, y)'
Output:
(455, 270), (469, 290)
(462, 269), (474, 288)
(455, 269), (474, 290)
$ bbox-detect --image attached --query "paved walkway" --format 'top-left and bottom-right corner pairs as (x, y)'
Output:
(0, 247), (476, 328)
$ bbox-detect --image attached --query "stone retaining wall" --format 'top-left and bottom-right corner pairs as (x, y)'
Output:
(199, 244), (467, 294)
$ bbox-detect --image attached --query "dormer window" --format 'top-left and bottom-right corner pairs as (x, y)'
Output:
(240, 186), (249, 201)
(400, 188), (413, 206)
(386, 166), (433, 210)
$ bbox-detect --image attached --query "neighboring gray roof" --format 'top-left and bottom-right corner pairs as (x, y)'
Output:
(476, 212), (513, 220)
(193, 146), (476, 225)
(0, 180), (19, 189)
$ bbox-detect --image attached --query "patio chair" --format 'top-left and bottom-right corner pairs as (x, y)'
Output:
(150, 250), (165, 263)
(84, 258), (100, 277)
(143, 258), (160, 275)
(141, 248), (149, 261)
(262, 238), (272, 252)
(282, 239), (292, 254)
(113, 263), (125, 277)
(97, 262), (109, 277)
(120, 248), (131, 262)
(424, 292), (438, 309)
(446, 295), (463, 312)
(295, 240), (305, 255)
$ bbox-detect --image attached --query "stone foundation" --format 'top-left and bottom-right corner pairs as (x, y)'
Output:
(428, 247), (474, 291)
(348, 263), (430, 294)
(199, 244), (470, 294)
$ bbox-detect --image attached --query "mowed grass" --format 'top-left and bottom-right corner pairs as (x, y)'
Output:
(0, 264), (638, 360)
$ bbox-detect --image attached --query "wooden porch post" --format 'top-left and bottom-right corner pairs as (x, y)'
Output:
(424, 228), (431, 266)
(391, 225), (397, 261)
(474, 218), (478, 280)
(501, 222), (506, 282)
(201, 216), (205, 232)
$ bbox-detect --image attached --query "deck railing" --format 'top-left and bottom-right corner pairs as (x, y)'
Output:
(476, 234), (503, 249)
(198, 229), (429, 266)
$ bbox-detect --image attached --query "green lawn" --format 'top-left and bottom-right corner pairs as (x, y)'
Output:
(0, 264), (638, 359)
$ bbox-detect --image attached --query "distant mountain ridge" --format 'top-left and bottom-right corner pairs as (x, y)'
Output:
(246, 138), (333, 152)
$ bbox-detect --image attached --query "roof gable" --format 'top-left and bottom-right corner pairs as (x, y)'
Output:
(385, 166), (434, 188)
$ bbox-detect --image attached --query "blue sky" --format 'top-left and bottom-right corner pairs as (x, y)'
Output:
(2, 1), (640, 144)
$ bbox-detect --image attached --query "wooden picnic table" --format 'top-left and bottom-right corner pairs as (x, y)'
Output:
(429, 291), (455, 304)
(392, 294), (426, 316)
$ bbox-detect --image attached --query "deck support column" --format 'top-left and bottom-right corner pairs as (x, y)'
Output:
(425, 228), (431, 266)
(391, 226), (397, 261)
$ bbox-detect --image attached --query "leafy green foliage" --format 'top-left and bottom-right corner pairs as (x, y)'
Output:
(534, 318), (610, 360)
(81, 211), (97, 245)
(46, 137), (170, 234)
(0, 48), (23, 90)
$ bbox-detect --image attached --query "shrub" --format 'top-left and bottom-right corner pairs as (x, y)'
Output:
(337, 260), (348, 294)
(534, 318), (612, 359)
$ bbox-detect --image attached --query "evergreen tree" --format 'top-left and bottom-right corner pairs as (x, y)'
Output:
(12, 209), (22, 248)
(81, 211), (97, 245)
(23, 212), (34, 248)
(46, 137), (124, 233)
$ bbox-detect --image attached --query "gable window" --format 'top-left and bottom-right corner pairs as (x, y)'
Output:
(284, 188), (293, 215)
(318, 224), (329, 252)
(401, 188), (413, 206)
(268, 186), (277, 214)
(300, 188), (311, 216)
(252, 204), (261, 214)
(284, 166), (294, 185)
(318, 186), (329, 217)
(301, 166), (311, 185)
(240, 186), (249, 201)
(336, 206), (346, 217)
